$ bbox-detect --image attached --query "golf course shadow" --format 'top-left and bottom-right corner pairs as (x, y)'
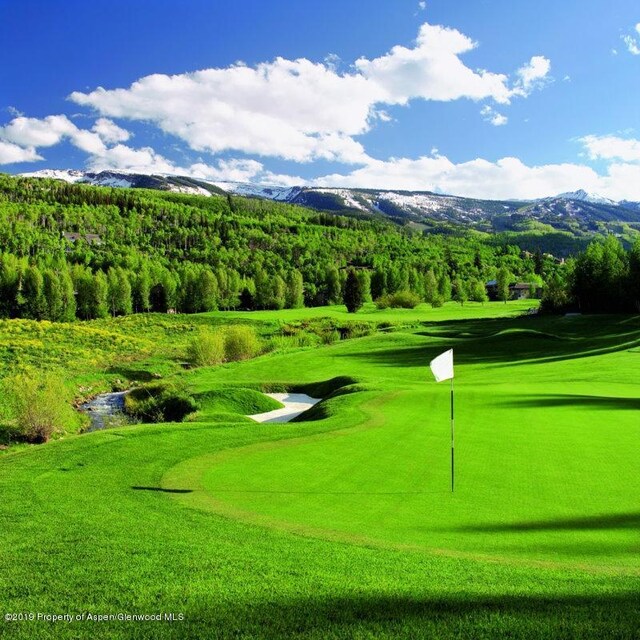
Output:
(179, 592), (640, 639)
(458, 511), (640, 532)
(343, 315), (640, 368)
(498, 394), (640, 411)
(131, 486), (193, 494)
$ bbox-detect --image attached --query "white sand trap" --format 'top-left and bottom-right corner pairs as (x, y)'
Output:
(248, 393), (320, 423)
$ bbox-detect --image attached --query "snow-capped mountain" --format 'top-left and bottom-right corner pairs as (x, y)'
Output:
(16, 170), (640, 232)
(554, 189), (618, 206)
(20, 169), (223, 197)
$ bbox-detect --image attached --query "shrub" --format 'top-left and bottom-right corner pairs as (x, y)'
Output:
(224, 325), (261, 361)
(187, 329), (225, 367)
(1, 371), (75, 443)
(320, 329), (341, 344)
(375, 291), (421, 309)
(124, 382), (197, 423)
(339, 322), (374, 339)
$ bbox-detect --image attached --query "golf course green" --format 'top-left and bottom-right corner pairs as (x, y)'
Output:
(1, 302), (639, 639)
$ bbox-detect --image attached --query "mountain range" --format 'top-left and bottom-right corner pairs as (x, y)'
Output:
(18, 169), (640, 235)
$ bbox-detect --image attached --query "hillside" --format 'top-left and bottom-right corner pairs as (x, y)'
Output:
(0, 173), (550, 322)
(20, 170), (640, 242)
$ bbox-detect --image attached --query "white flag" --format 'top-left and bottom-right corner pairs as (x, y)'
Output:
(430, 349), (454, 382)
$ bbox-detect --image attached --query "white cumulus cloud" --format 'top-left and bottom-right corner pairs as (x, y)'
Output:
(513, 55), (552, 95)
(480, 105), (508, 126)
(0, 115), (78, 148)
(580, 134), (640, 162)
(622, 23), (640, 55)
(0, 140), (43, 164)
(354, 22), (514, 105)
(69, 21), (550, 164)
(92, 118), (131, 144)
(312, 153), (602, 200)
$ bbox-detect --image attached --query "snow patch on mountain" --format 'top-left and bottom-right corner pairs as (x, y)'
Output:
(211, 181), (300, 201)
(554, 189), (618, 205)
(20, 169), (90, 183)
(168, 184), (212, 197)
(313, 188), (368, 211)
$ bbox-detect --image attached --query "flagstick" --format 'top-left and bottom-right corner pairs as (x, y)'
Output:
(450, 377), (455, 493)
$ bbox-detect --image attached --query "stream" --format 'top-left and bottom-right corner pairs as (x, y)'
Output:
(79, 391), (128, 432)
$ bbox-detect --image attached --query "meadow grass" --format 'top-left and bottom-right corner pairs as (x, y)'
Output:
(1, 301), (639, 639)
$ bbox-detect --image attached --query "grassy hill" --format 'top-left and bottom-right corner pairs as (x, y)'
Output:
(1, 301), (639, 639)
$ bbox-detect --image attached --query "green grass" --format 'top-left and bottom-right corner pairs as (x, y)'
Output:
(193, 387), (284, 421)
(1, 301), (639, 639)
(210, 299), (537, 324)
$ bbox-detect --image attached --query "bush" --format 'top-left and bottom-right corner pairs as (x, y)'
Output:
(339, 322), (374, 339)
(374, 291), (421, 309)
(187, 329), (225, 367)
(1, 371), (75, 443)
(224, 325), (261, 361)
(124, 382), (197, 423)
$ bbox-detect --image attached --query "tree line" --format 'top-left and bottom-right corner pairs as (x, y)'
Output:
(0, 174), (556, 320)
(541, 235), (640, 313)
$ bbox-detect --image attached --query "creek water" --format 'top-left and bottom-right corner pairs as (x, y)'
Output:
(79, 391), (128, 431)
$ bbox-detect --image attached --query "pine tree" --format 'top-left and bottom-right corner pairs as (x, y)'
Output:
(343, 269), (364, 313)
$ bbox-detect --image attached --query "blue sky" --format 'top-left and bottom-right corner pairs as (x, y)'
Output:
(1, 0), (640, 199)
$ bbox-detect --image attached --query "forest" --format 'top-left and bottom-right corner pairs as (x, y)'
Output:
(0, 174), (557, 321)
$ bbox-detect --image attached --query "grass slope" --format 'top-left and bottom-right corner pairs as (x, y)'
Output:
(1, 302), (639, 639)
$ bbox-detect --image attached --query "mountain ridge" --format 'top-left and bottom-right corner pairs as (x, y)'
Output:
(16, 169), (640, 233)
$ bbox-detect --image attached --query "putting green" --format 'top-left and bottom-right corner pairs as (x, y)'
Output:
(165, 319), (640, 572)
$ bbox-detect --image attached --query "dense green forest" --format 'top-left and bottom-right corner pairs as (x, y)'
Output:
(0, 174), (558, 321)
(541, 234), (640, 313)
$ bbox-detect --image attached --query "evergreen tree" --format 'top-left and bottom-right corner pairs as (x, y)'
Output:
(343, 269), (364, 313)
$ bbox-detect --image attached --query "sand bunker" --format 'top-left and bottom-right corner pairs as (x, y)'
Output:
(248, 393), (320, 423)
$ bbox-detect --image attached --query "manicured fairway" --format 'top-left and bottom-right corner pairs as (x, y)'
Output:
(171, 314), (640, 572)
(1, 304), (639, 639)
